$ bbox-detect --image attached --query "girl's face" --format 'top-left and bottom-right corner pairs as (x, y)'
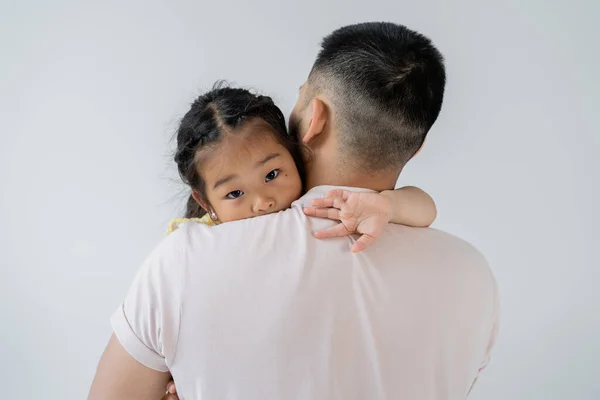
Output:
(198, 119), (303, 223)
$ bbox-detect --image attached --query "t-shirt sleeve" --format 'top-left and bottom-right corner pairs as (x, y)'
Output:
(478, 278), (500, 374)
(110, 234), (184, 372)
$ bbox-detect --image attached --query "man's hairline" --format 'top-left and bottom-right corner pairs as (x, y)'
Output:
(303, 69), (422, 173)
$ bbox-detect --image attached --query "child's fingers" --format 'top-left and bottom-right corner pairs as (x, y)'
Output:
(313, 223), (351, 239)
(310, 198), (331, 208)
(326, 189), (351, 200)
(351, 234), (376, 253)
(162, 381), (179, 399)
(311, 196), (345, 209)
(303, 207), (341, 220)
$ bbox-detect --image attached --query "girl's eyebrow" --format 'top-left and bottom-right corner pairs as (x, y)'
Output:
(213, 174), (237, 190)
(257, 153), (280, 166)
(213, 153), (280, 190)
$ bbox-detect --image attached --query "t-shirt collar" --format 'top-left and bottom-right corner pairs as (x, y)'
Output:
(292, 185), (377, 209)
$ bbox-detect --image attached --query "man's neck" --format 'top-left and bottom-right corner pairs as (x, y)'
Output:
(305, 160), (400, 193)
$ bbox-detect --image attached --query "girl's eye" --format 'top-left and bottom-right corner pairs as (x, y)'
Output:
(226, 190), (244, 199)
(265, 169), (280, 182)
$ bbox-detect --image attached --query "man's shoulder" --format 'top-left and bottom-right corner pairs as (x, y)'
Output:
(378, 225), (492, 277)
(425, 227), (487, 258)
(215, 206), (306, 237)
(386, 224), (486, 256)
(169, 207), (307, 252)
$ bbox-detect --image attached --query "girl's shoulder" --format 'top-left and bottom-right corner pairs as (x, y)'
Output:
(167, 214), (216, 234)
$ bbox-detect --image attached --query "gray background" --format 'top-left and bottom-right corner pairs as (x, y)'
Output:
(1, 0), (598, 398)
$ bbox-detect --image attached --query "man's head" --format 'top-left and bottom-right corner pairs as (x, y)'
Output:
(290, 22), (446, 191)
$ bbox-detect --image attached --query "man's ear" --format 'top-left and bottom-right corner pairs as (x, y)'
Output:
(302, 98), (328, 145)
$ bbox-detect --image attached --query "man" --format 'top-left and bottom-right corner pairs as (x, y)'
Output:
(90, 22), (498, 399)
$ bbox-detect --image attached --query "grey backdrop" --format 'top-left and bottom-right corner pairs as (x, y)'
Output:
(1, 0), (598, 399)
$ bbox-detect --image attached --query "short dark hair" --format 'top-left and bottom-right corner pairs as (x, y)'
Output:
(174, 82), (305, 218)
(309, 22), (446, 170)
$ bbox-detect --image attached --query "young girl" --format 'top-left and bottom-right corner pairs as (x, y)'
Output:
(168, 83), (437, 251)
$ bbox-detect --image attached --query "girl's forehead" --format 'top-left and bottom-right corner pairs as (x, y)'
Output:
(199, 129), (288, 183)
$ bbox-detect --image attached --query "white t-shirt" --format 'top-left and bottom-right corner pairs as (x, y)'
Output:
(112, 186), (499, 400)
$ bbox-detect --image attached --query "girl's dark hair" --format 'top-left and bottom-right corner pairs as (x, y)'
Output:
(174, 82), (305, 218)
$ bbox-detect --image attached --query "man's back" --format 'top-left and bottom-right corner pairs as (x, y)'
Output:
(115, 187), (498, 400)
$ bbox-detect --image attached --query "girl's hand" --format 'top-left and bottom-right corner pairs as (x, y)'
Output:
(303, 189), (393, 253)
(161, 380), (178, 400)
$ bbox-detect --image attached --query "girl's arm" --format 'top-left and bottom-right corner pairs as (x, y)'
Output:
(381, 186), (437, 227)
(303, 187), (436, 253)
